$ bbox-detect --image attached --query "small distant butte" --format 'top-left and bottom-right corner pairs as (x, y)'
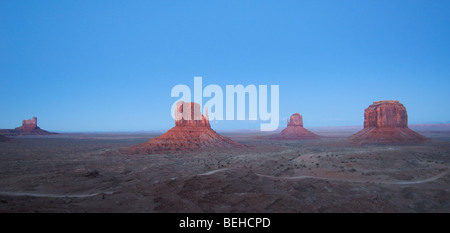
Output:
(0, 117), (58, 136)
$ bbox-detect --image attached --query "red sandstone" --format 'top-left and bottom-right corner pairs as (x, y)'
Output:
(0, 117), (57, 136)
(350, 100), (427, 144)
(271, 113), (320, 140)
(15, 117), (39, 131)
(124, 102), (242, 154)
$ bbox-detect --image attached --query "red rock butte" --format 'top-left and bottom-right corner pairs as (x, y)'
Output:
(124, 101), (242, 154)
(271, 113), (320, 140)
(350, 100), (427, 144)
(0, 117), (57, 136)
(16, 117), (39, 131)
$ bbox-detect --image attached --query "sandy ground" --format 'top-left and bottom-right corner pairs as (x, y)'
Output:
(0, 130), (449, 212)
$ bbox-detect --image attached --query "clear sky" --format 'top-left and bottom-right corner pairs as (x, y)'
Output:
(1, 0), (449, 132)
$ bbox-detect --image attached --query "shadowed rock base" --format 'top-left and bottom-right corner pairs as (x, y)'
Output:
(272, 126), (321, 140)
(350, 127), (427, 144)
(125, 126), (241, 154)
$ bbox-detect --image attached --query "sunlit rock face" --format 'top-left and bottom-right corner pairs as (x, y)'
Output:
(124, 101), (242, 154)
(363, 100), (408, 128)
(350, 100), (426, 144)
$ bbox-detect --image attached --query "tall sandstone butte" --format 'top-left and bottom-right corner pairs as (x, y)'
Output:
(124, 101), (242, 154)
(350, 100), (426, 144)
(271, 113), (320, 140)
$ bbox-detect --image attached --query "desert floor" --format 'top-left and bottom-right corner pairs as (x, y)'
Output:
(0, 129), (449, 212)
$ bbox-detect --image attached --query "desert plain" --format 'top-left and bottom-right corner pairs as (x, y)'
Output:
(0, 126), (449, 213)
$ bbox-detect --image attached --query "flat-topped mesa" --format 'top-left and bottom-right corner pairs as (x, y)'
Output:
(271, 113), (320, 140)
(287, 113), (303, 127)
(373, 100), (399, 105)
(364, 100), (407, 128)
(123, 101), (242, 154)
(350, 100), (427, 144)
(175, 101), (210, 128)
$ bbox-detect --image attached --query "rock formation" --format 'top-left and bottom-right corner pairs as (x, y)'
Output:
(350, 100), (427, 144)
(0, 117), (57, 136)
(15, 117), (39, 131)
(124, 101), (242, 154)
(271, 113), (320, 140)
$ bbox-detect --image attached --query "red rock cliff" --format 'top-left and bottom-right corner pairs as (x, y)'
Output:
(350, 100), (426, 144)
(287, 113), (303, 127)
(364, 101), (407, 128)
(175, 101), (210, 127)
(16, 117), (39, 131)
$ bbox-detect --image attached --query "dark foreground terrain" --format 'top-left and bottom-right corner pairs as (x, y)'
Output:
(0, 129), (449, 212)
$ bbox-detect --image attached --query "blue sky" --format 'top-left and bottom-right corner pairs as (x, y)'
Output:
(1, 0), (449, 131)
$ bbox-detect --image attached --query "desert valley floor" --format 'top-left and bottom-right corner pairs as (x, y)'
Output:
(0, 128), (449, 212)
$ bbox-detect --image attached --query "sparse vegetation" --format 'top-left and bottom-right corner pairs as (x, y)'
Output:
(0, 131), (448, 212)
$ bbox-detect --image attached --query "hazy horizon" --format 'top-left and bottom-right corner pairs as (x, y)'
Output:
(5, 121), (449, 134)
